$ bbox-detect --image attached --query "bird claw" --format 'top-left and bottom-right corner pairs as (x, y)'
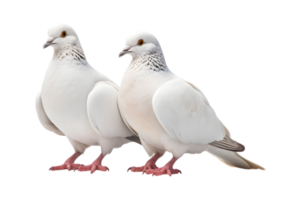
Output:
(77, 164), (109, 173)
(49, 163), (84, 171)
(129, 165), (148, 173)
(127, 153), (162, 173)
(126, 166), (132, 173)
(146, 167), (181, 176)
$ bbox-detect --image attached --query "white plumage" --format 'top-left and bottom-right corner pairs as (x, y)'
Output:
(153, 79), (225, 144)
(36, 24), (137, 173)
(118, 32), (264, 176)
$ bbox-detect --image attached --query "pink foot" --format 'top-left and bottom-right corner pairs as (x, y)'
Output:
(77, 163), (107, 173)
(49, 152), (83, 171)
(145, 157), (181, 176)
(145, 166), (179, 177)
(77, 154), (108, 174)
(50, 163), (84, 171)
(128, 162), (158, 173)
(128, 153), (161, 173)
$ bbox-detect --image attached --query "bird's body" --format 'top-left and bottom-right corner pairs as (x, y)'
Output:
(41, 54), (128, 148)
(36, 24), (136, 172)
(118, 32), (264, 175)
(119, 54), (209, 158)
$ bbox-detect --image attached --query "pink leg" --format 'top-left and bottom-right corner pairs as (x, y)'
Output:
(77, 154), (109, 174)
(128, 153), (162, 173)
(146, 157), (181, 176)
(49, 152), (83, 171)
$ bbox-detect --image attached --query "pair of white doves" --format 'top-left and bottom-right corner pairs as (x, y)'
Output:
(36, 24), (264, 176)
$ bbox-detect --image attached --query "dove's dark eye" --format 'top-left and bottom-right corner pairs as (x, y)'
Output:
(137, 39), (144, 46)
(61, 31), (67, 38)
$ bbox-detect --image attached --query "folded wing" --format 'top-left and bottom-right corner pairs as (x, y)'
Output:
(87, 81), (135, 139)
(152, 79), (225, 144)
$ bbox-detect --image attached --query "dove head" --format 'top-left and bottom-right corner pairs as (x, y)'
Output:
(119, 32), (162, 58)
(43, 24), (81, 49)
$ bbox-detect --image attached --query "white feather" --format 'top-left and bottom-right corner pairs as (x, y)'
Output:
(152, 79), (225, 144)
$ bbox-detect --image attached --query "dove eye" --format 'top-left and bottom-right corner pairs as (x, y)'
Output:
(137, 39), (144, 46)
(61, 31), (67, 38)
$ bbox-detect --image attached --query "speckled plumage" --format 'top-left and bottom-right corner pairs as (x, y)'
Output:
(131, 52), (167, 72)
(54, 44), (86, 65)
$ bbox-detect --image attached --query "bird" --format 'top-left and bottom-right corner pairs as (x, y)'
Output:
(118, 32), (264, 176)
(36, 24), (140, 173)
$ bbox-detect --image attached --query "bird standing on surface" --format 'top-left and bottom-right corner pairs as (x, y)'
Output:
(36, 24), (139, 173)
(118, 32), (264, 176)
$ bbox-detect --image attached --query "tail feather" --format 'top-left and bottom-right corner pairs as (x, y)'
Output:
(207, 146), (265, 172)
(207, 121), (265, 172)
(210, 136), (245, 152)
(125, 135), (141, 145)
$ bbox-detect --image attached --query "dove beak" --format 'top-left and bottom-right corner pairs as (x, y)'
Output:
(43, 37), (55, 49)
(119, 45), (132, 57)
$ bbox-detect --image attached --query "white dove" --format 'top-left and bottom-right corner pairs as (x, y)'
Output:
(36, 24), (139, 173)
(118, 32), (264, 176)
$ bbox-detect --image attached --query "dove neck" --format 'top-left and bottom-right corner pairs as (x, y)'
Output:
(53, 44), (87, 65)
(129, 48), (169, 71)
(143, 51), (170, 72)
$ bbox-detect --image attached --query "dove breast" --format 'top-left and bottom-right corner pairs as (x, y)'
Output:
(40, 63), (98, 143)
(118, 69), (178, 149)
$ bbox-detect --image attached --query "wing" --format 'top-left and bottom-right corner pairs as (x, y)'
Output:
(35, 93), (64, 136)
(104, 81), (139, 136)
(87, 81), (135, 139)
(152, 79), (225, 144)
(186, 82), (244, 151)
(94, 67), (141, 138)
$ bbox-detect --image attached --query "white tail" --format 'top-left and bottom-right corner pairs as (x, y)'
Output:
(206, 121), (265, 172)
